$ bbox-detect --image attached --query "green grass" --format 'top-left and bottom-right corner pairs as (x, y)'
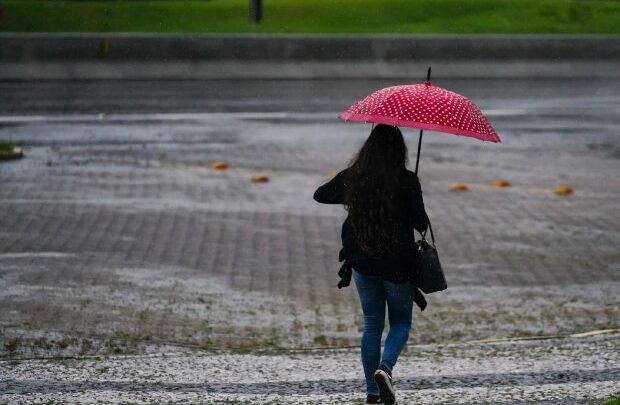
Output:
(313, 334), (328, 345)
(606, 395), (620, 405)
(0, 142), (14, 152)
(0, 141), (23, 160)
(1, 0), (620, 34)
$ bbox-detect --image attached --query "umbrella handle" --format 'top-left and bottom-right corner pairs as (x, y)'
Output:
(414, 129), (423, 175)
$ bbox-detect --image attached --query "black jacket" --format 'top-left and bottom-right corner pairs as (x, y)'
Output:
(313, 167), (430, 310)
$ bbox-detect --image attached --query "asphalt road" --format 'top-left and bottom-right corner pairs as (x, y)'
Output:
(1, 78), (619, 114)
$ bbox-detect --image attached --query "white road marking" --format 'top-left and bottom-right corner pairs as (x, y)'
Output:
(0, 252), (76, 259)
(0, 110), (529, 124)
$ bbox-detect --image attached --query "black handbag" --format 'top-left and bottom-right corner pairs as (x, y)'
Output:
(412, 215), (447, 294)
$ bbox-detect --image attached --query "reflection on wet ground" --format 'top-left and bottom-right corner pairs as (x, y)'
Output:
(0, 79), (618, 357)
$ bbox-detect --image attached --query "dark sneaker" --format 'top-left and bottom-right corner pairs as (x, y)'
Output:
(366, 393), (382, 404)
(373, 365), (395, 405)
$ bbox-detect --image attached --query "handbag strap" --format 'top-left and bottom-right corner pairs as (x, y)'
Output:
(411, 175), (436, 246)
(417, 212), (436, 246)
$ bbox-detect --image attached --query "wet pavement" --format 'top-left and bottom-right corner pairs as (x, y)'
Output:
(2, 333), (619, 404)
(0, 78), (619, 403)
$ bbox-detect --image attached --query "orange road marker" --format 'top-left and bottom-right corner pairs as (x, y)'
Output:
(491, 180), (511, 188)
(553, 186), (574, 196)
(449, 184), (469, 191)
(210, 161), (229, 170)
(251, 175), (270, 183)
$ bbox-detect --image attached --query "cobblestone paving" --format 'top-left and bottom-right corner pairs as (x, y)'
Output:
(1, 79), (619, 402)
(1, 334), (618, 404)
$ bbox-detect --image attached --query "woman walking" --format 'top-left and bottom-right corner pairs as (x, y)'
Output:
(313, 124), (429, 405)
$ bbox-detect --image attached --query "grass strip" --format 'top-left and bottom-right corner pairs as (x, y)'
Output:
(1, 0), (620, 34)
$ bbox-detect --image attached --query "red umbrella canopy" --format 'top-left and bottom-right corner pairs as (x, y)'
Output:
(338, 81), (501, 143)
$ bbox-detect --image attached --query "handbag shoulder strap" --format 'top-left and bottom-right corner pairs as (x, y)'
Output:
(412, 174), (436, 246)
(416, 211), (436, 246)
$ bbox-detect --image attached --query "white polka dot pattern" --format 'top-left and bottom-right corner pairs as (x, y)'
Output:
(338, 81), (501, 143)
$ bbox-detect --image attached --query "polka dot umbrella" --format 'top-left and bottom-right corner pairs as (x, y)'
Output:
(338, 68), (501, 174)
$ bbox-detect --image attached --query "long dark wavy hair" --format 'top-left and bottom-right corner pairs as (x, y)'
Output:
(343, 124), (409, 258)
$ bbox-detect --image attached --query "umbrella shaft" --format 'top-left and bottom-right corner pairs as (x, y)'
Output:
(415, 129), (424, 175)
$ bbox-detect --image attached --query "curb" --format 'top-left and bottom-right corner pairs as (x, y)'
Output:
(1, 34), (619, 80)
(1, 61), (619, 81)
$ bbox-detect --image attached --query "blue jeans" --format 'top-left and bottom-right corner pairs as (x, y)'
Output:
(352, 268), (414, 396)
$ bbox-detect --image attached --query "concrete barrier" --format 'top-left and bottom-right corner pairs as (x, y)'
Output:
(1, 33), (619, 80)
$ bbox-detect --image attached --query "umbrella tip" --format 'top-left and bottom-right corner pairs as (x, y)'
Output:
(427, 66), (431, 81)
